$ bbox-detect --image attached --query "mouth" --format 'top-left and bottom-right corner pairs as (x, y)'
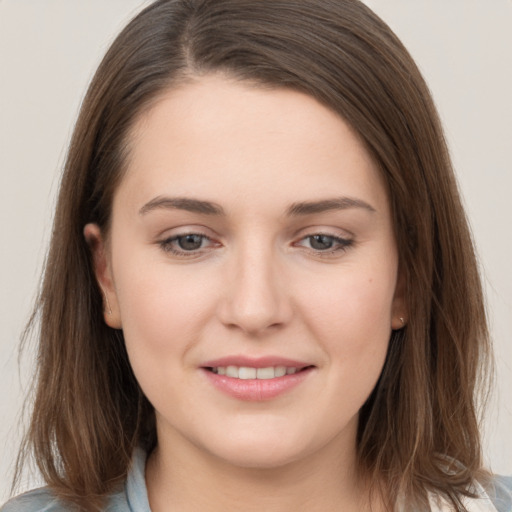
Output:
(200, 358), (316, 401)
(204, 365), (314, 380)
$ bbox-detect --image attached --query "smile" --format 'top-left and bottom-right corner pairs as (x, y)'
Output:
(208, 366), (300, 379)
(201, 359), (315, 401)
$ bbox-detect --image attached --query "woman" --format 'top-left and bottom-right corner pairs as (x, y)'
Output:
(2, 1), (511, 511)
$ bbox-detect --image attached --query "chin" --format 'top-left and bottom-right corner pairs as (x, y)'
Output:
(215, 446), (307, 470)
(202, 428), (326, 470)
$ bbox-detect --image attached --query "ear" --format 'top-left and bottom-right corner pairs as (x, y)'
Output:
(84, 223), (122, 329)
(391, 268), (408, 330)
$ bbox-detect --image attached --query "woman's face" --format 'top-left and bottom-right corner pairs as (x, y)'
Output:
(87, 75), (405, 469)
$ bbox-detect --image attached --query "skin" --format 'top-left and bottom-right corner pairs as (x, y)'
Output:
(85, 74), (406, 512)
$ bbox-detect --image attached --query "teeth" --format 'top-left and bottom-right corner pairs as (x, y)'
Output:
(238, 367), (257, 380)
(256, 367), (275, 379)
(275, 366), (287, 377)
(226, 366), (238, 378)
(212, 365), (300, 379)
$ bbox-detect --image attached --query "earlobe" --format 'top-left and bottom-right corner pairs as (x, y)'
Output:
(391, 316), (406, 330)
(83, 223), (122, 329)
(391, 269), (408, 330)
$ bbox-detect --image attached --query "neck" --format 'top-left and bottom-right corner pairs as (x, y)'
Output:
(146, 427), (383, 512)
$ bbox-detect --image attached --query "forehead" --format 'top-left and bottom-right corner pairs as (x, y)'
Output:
(117, 74), (389, 216)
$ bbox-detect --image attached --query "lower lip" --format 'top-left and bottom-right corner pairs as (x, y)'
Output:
(202, 368), (314, 401)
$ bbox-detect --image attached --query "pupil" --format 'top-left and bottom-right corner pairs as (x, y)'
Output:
(178, 234), (203, 250)
(310, 235), (334, 250)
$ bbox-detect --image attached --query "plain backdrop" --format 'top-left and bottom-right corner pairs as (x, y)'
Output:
(1, 0), (511, 501)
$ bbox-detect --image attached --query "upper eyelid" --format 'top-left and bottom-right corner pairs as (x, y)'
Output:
(291, 223), (354, 237)
(164, 231), (212, 240)
(294, 234), (352, 246)
(156, 223), (216, 237)
(162, 233), (216, 246)
(156, 227), (354, 245)
(292, 228), (353, 243)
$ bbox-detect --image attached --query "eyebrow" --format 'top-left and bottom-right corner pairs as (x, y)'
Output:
(139, 196), (225, 216)
(138, 195), (376, 217)
(286, 197), (376, 216)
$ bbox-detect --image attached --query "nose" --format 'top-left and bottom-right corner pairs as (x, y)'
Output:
(217, 245), (293, 336)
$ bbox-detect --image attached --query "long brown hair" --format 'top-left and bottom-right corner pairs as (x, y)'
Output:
(16, 0), (491, 510)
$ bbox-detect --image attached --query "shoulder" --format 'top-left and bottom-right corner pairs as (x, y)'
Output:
(1, 485), (131, 512)
(1, 448), (149, 512)
(0, 488), (69, 512)
(485, 474), (512, 512)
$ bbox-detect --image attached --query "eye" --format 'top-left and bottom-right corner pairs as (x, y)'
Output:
(308, 235), (337, 250)
(159, 233), (217, 256)
(295, 234), (353, 254)
(175, 234), (205, 251)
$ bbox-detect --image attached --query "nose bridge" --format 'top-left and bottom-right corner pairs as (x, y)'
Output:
(218, 237), (291, 334)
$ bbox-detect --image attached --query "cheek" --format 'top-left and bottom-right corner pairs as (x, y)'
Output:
(304, 267), (395, 321)
(297, 262), (396, 364)
(112, 253), (218, 360)
(114, 264), (221, 411)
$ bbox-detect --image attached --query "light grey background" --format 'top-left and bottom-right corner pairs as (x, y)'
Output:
(1, 0), (511, 500)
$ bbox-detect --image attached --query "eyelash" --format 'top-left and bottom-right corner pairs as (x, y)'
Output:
(158, 232), (353, 258)
(159, 233), (217, 257)
(294, 234), (353, 256)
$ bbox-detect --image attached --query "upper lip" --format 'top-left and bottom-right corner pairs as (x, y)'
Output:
(201, 355), (313, 369)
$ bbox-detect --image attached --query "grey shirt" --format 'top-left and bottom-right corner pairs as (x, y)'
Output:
(2, 448), (511, 511)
